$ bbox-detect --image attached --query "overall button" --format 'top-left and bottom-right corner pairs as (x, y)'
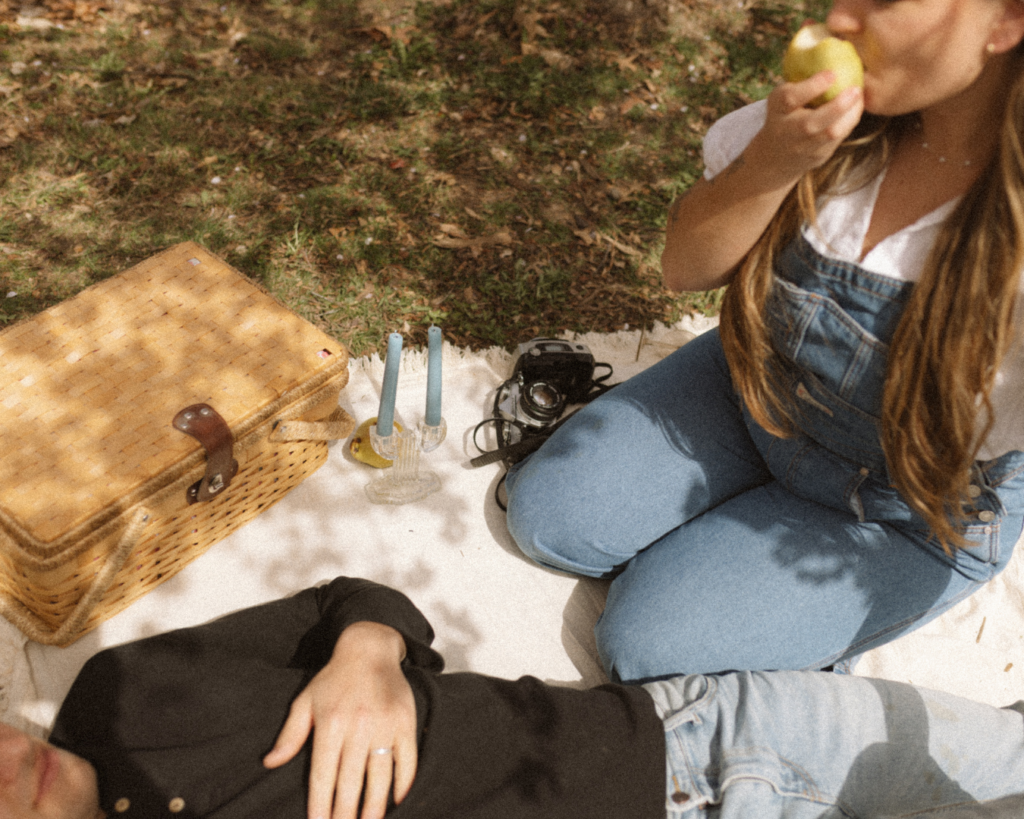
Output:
(978, 510), (996, 523)
(968, 484), (982, 498)
(114, 798), (131, 813)
(168, 797), (186, 813)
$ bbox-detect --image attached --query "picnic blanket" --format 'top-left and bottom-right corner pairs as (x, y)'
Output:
(2, 317), (1022, 737)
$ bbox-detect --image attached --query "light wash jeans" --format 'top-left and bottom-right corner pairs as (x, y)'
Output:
(505, 237), (1024, 682)
(644, 670), (1024, 818)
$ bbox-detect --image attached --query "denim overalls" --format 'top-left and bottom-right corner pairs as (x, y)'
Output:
(505, 234), (1024, 683)
(756, 233), (1024, 583)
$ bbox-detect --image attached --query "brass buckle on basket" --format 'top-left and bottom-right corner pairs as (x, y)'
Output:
(172, 403), (239, 504)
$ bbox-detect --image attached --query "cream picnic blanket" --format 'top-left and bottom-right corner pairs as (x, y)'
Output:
(2, 318), (1022, 737)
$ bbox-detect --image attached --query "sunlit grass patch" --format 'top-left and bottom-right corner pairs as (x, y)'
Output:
(1, 0), (827, 354)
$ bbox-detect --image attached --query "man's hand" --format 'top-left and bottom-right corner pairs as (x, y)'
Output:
(263, 621), (418, 819)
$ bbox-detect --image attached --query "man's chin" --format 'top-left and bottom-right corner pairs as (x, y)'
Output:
(46, 746), (102, 819)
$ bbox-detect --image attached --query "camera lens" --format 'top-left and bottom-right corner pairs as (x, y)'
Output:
(521, 380), (565, 424)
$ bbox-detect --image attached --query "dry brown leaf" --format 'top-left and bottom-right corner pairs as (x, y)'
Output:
(538, 47), (575, 71)
(352, 26), (402, 45)
(573, 229), (597, 246)
(490, 146), (514, 166)
(541, 202), (572, 224)
(514, 9), (549, 40)
(598, 232), (642, 257)
(439, 223), (468, 239)
(426, 171), (457, 186)
(66, 72), (103, 91)
(0, 125), (21, 148)
(520, 42), (575, 70)
(16, 14), (53, 30)
(613, 53), (639, 72)
(619, 95), (646, 115)
(432, 230), (515, 258)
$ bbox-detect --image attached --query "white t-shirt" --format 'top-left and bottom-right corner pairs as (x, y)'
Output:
(702, 100), (1024, 460)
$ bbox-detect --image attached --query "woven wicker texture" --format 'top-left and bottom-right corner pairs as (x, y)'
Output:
(0, 242), (353, 644)
(1, 242), (345, 542)
(0, 438), (327, 642)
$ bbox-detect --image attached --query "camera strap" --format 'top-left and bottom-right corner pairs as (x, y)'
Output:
(468, 435), (547, 469)
(469, 411), (581, 511)
(468, 407), (582, 469)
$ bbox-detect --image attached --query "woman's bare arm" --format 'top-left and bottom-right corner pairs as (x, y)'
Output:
(662, 72), (863, 293)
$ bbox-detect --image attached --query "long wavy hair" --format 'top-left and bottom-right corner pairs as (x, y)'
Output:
(719, 49), (1024, 551)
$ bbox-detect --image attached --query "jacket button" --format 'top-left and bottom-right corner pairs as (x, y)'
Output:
(968, 484), (982, 498)
(671, 791), (691, 803)
(114, 797), (131, 813)
(168, 797), (186, 813)
(978, 510), (996, 523)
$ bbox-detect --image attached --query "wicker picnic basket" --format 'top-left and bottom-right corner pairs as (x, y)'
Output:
(0, 242), (354, 646)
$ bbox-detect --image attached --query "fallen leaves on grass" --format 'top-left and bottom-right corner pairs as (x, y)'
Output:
(572, 229), (643, 258)
(432, 224), (516, 257)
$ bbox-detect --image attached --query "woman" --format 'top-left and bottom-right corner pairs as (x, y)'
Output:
(505, 0), (1024, 682)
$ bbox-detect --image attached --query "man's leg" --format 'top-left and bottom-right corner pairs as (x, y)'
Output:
(644, 671), (1024, 818)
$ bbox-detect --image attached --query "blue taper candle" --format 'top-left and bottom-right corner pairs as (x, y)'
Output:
(376, 333), (403, 436)
(426, 325), (442, 426)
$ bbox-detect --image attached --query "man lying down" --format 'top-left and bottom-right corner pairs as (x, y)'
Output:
(3, 576), (1023, 819)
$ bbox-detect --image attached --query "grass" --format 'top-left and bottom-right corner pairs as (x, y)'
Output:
(0, 0), (829, 356)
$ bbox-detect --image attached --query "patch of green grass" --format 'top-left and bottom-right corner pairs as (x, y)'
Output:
(0, 0), (818, 354)
(239, 31), (311, 65)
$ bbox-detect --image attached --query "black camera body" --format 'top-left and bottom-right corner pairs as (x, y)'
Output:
(512, 338), (596, 404)
(471, 336), (611, 474)
(497, 338), (596, 432)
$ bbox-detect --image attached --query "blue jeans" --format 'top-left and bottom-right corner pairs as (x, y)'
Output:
(505, 237), (1024, 683)
(644, 670), (1024, 818)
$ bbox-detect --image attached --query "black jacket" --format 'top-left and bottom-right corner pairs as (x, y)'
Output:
(50, 577), (664, 818)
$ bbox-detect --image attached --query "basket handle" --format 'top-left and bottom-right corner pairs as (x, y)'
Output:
(0, 508), (150, 647)
(269, 406), (355, 443)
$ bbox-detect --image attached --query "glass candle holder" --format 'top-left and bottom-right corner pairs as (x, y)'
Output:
(365, 418), (447, 505)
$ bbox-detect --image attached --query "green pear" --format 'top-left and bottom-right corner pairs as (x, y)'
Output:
(782, 23), (863, 108)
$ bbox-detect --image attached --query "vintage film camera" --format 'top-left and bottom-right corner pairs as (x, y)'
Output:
(497, 338), (599, 435)
(470, 337), (613, 483)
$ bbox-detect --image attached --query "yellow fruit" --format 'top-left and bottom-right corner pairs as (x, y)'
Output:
(349, 417), (403, 469)
(782, 23), (863, 108)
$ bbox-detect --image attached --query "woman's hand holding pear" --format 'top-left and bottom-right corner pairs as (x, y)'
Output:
(747, 69), (863, 189)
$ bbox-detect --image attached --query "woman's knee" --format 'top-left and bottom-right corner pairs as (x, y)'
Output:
(505, 465), (616, 575)
(595, 599), (671, 682)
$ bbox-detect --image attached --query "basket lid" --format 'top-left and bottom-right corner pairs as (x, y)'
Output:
(0, 242), (346, 545)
